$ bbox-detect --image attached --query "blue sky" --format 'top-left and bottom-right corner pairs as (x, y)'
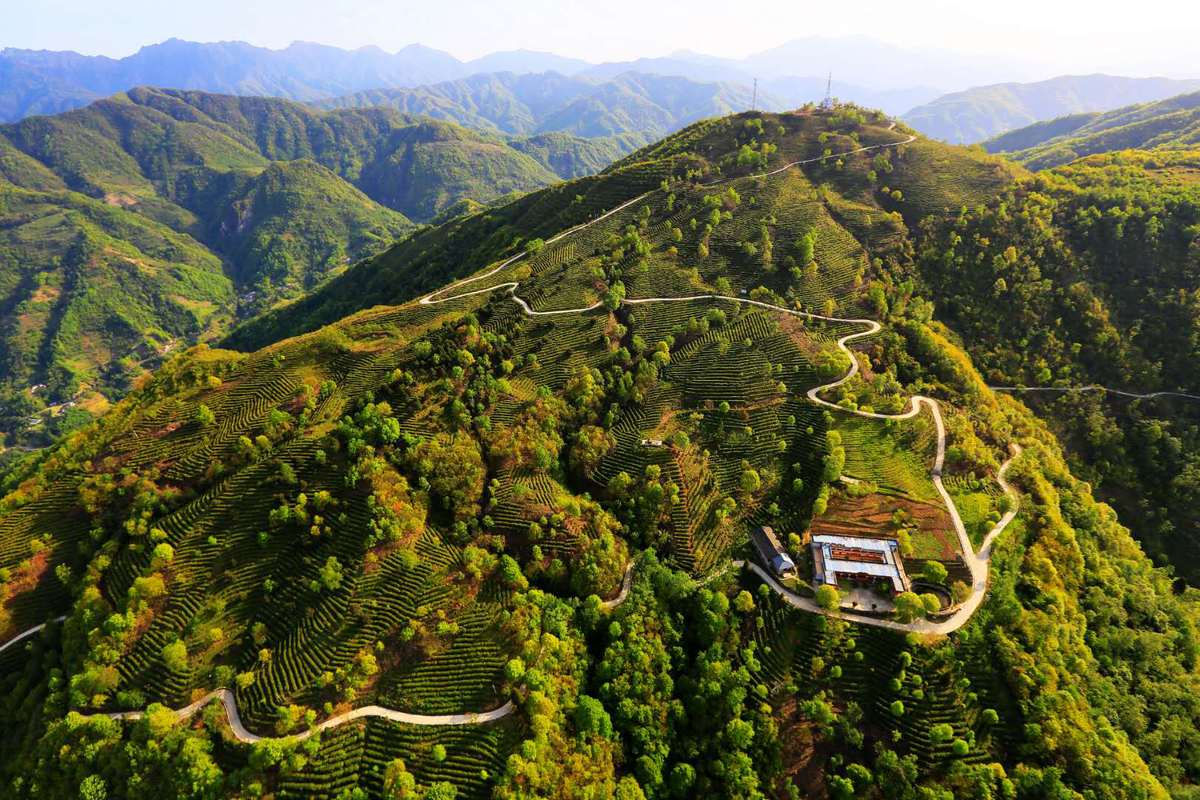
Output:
(6, 0), (1199, 77)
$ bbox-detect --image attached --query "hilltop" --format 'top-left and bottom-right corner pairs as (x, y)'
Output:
(228, 107), (1022, 350)
(0, 107), (1195, 800)
(983, 90), (1200, 168)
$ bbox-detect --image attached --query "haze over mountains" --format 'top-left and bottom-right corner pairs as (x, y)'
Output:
(0, 36), (954, 123)
(6, 35), (1200, 150)
(316, 72), (769, 141)
(902, 74), (1200, 144)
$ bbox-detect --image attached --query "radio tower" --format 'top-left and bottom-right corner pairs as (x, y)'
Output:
(751, 78), (758, 112)
(821, 72), (833, 110)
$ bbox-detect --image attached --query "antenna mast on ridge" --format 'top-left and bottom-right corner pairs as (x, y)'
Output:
(752, 78), (757, 112)
(821, 72), (833, 110)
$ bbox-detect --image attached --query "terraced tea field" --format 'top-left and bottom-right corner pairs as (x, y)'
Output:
(0, 109), (1034, 797)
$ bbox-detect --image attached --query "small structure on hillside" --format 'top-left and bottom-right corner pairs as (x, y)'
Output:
(811, 534), (910, 595)
(820, 72), (835, 110)
(752, 525), (797, 578)
(639, 438), (665, 448)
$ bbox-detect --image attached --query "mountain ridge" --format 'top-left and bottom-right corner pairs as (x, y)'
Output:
(903, 73), (1200, 143)
(983, 89), (1200, 168)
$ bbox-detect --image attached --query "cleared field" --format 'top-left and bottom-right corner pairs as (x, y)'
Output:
(809, 492), (959, 562)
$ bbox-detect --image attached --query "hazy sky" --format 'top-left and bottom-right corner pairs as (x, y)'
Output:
(6, 0), (1199, 78)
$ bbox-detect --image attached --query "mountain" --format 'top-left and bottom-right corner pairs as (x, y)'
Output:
(316, 71), (775, 141)
(580, 55), (756, 84)
(760, 77), (942, 117)
(918, 148), (1200, 583)
(582, 36), (1022, 94)
(984, 90), (1200, 169)
(1, 85), (563, 227)
(229, 108), (1023, 351)
(0, 39), (470, 122)
(463, 49), (590, 76)
(0, 181), (234, 420)
(202, 159), (412, 295)
(0, 88), (584, 435)
(509, 132), (644, 179)
(0, 107), (1195, 800)
(0, 35), (998, 128)
(903, 74), (1200, 144)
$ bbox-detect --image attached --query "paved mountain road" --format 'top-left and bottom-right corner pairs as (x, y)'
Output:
(105, 689), (515, 743)
(416, 123), (1021, 638)
(990, 385), (1200, 402)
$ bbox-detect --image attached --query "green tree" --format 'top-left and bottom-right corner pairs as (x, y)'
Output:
(797, 231), (816, 266)
(161, 640), (188, 673)
(922, 560), (948, 585)
(815, 584), (840, 611)
(604, 280), (626, 311)
(734, 590), (756, 613)
(79, 776), (107, 800)
(893, 592), (925, 623)
(195, 403), (215, 427)
(318, 556), (344, 591)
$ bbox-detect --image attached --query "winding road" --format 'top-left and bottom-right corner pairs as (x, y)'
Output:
(104, 689), (514, 744)
(989, 385), (1200, 402)
(417, 123), (1020, 637)
(0, 615), (65, 656)
(0, 123), (1021, 742)
(732, 444), (1021, 635)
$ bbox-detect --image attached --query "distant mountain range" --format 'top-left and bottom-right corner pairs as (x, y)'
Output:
(0, 35), (1036, 124)
(316, 71), (770, 141)
(984, 90), (1200, 169)
(902, 74), (1200, 144)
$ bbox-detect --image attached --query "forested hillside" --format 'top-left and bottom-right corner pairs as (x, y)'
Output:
(0, 39), (472, 122)
(984, 91), (1200, 169)
(0, 108), (1195, 800)
(917, 149), (1200, 583)
(0, 88), (604, 445)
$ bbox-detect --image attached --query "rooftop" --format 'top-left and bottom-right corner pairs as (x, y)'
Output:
(811, 534), (911, 594)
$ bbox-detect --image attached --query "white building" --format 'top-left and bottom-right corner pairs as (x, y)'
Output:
(810, 534), (910, 595)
